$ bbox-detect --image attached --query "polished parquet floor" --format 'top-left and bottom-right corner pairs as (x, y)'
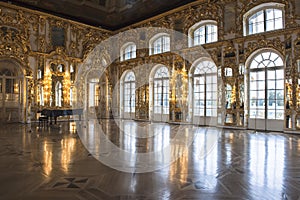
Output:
(0, 119), (300, 200)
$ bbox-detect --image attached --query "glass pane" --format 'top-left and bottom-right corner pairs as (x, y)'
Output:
(266, 9), (283, 31)
(257, 71), (265, 80)
(163, 108), (169, 114)
(274, 18), (283, 29)
(268, 80), (276, 89)
(276, 90), (284, 100)
(275, 69), (284, 79)
(257, 110), (265, 118)
(249, 109), (256, 118)
(258, 99), (265, 107)
(268, 70), (276, 79)
(266, 20), (274, 31)
(249, 10), (264, 34)
(276, 100), (284, 107)
(250, 109), (265, 119)
(250, 80), (265, 90)
(199, 109), (205, 116)
(268, 110), (276, 119)
(276, 110), (284, 120)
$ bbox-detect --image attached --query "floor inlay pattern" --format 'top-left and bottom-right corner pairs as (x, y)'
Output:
(51, 177), (89, 189)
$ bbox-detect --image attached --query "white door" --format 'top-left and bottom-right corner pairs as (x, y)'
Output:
(192, 60), (217, 126)
(153, 67), (169, 122)
(123, 71), (136, 119)
(248, 51), (284, 131)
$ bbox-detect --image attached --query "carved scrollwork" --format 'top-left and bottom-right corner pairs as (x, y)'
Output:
(183, 3), (223, 36)
(244, 37), (285, 58)
(0, 26), (30, 70)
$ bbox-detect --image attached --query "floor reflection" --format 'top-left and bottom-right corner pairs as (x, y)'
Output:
(43, 141), (53, 176)
(249, 134), (285, 196)
(60, 137), (76, 173)
(0, 120), (300, 199)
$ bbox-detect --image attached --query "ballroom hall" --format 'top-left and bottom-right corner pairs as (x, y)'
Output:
(0, 0), (300, 199)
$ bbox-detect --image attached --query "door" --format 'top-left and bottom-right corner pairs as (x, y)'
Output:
(248, 51), (284, 131)
(153, 66), (169, 122)
(192, 60), (217, 126)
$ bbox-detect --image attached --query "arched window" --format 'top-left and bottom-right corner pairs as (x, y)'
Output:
(243, 3), (284, 36)
(55, 81), (62, 107)
(124, 71), (136, 114)
(153, 66), (169, 114)
(193, 60), (217, 117)
(121, 42), (136, 61)
(149, 34), (170, 55)
(0, 61), (22, 121)
(249, 51), (284, 120)
(189, 20), (218, 47)
(0, 68), (18, 95)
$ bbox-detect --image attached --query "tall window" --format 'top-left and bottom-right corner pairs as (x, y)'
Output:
(124, 71), (136, 113)
(55, 81), (62, 107)
(244, 3), (284, 35)
(150, 34), (170, 55)
(153, 66), (169, 114)
(193, 61), (217, 116)
(249, 51), (284, 120)
(121, 43), (136, 61)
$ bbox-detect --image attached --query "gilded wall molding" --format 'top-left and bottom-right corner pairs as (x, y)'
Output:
(244, 37), (285, 58)
(0, 26), (32, 75)
(183, 3), (223, 36)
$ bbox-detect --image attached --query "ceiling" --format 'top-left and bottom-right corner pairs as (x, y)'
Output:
(5, 0), (199, 31)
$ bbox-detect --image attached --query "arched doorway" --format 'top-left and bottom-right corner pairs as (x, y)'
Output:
(247, 50), (284, 131)
(120, 71), (136, 119)
(150, 65), (169, 122)
(0, 60), (24, 122)
(190, 59), (217, 126)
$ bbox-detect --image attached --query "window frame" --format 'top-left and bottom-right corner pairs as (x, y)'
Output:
(243, 3), (285, 36)
(149, 33), (170, 55)
(123, 71), (136, 114)
(248, 51), (284, 120)
(120, 42), (137, 61)
(192, 60), (218, 117)
(153, 66), (169, 114)
(188, 20), (218, 47)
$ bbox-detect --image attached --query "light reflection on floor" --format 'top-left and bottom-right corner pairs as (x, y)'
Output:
(0, 120), (299, 199)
